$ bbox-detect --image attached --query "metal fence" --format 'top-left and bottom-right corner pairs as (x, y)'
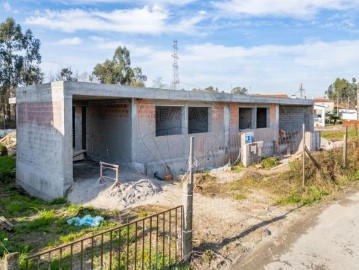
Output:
(25, 206), (183, 270)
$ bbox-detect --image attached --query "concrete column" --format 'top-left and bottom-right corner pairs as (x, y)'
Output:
(63, 92), (74, 195)
(131, 98), (138, 166)
(74, 105), (82, 151)
(224, 104), (230, 149)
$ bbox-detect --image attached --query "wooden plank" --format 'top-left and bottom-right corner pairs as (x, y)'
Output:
(0, 216), (14, 231)
(304, 146), (329, 182)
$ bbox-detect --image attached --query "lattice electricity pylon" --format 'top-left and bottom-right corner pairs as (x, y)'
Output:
(172, 40), (180, 90)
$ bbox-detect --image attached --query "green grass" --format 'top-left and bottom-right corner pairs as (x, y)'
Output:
(0, 181), (118, 260)
(321, 127), (358, 140)
(260, 157), (279, 169)
(233, 194), (246, 201)
(231, 163), (244, 173)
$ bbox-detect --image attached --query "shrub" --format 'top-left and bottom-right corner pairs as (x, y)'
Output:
(0, 156), (15, 183)
(0, 144), (7, 156)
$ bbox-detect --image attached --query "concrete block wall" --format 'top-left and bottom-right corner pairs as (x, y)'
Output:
(16, 82), (71, 201)
(279, 106), (314, 132)
(133, 99), (229, 176)
(73, 105), (82, 151)
(87, 101), (132, 164)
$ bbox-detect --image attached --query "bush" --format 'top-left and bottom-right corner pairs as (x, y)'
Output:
(260, 157), (278, 169)
(0, 144), (7, 156)
(0, 156), (16, 183)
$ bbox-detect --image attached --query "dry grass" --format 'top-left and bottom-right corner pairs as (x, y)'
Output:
(193, 137), (359, 206)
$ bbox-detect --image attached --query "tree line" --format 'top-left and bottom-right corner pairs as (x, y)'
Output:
(326, 78), (358, 108)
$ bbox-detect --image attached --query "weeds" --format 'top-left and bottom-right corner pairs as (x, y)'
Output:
(260, 157), (279, 169)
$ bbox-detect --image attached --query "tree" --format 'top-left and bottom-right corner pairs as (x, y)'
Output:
(326, 78), (357, 108)
(50, 67), (78, 82)
(0, 17), (43, 120)
(92, 46), (147, 87)
(203, 86), (219, 93)
(231, 86), (248, 95)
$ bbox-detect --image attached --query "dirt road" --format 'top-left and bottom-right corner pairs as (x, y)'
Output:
(231, 188), (359, 270)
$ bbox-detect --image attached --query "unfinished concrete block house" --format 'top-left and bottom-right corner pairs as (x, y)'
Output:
(16, 82), (315, 200)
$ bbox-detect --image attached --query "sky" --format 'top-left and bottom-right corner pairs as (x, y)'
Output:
(1, 0), (359, 98)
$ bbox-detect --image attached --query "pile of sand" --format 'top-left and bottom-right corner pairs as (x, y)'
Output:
(0, 132), (16, 155)
(107, 179), (161, 208)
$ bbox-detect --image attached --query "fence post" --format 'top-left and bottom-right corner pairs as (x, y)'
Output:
(302, 123), (306, 186)
(343, 126), (348, 168)
(183, 136), (194, 260)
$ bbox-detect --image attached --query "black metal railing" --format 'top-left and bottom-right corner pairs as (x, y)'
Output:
(25, 205), (183, 270)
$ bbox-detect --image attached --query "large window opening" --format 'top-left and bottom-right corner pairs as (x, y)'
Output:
(256, 108), (268, 128)
(188, 107), (209, 134)
(239, 108), (253, 129)
(156, 106), (183, 136)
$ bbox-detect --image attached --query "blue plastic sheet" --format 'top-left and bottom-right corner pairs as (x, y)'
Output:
(67, 215), (104, 227)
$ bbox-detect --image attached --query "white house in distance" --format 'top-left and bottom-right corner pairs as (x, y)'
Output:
(313, 98), (335, 113)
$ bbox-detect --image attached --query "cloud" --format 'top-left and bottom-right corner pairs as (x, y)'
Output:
(25, 6), (204, 34)
(55, 0), (196, 5)
(136, 40), (359, 95)
(41, 36), (359, 97)
(212, 0), (359, 19)
(2, 2), (19, 13)
(57, 37), (82, 45)
(53, 0), (197, 6)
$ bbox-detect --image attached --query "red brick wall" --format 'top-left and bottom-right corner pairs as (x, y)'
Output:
(212, 102), (224, 122)
(18, 102), (62, 129)
(137, 99), (155, 120)
(89, 104), (129, 119)
(230, 103), (239, 128)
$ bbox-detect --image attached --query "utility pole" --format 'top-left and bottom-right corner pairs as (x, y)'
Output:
(183, 136), (194, 260)
(357, 82), (359, 120)
(299, 83), (305, 99)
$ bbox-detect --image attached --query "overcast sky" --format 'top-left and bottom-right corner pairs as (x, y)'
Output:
(2, 0), (359, 97)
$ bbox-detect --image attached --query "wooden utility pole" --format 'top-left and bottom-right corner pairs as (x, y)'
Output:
(302, 123), (306, 186)
(343, 126), (348, 168)
(183, 136), (194, 260)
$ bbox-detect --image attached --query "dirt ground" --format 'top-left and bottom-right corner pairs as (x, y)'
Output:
(67, 135), (346, 269)
(68, 158), (304, 269)
(232, 186), (359, 270)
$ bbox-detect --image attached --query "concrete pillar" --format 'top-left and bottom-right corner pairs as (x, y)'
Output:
(224, 104), (230, 149)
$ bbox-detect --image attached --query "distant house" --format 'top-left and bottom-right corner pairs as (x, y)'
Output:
(314, 104), (326, 127)
(313, 98), (335, 113)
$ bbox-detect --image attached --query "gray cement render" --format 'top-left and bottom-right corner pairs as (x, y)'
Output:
(16, 81), (314, 200)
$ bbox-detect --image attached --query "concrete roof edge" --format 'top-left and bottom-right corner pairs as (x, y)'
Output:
(20, 81), (313, 106)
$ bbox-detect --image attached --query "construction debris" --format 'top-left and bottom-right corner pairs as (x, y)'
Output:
(0, 216), (14, 231)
